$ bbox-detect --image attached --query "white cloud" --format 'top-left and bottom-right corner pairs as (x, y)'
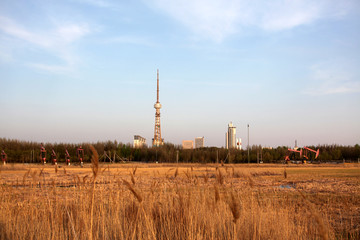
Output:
(304, 62), (360, 95)
(259, 0), (354, 31)
(105, 35), (154, 46)
(149, 0), (243, 42)
(148, 0), (356, 42)
(260, 1), (321, 31)
(74, 0), (112, 8)
(26, 63), (72, 74)
(0, 16), (91, 74)
(56, 24), (90, 43)
(0, 16), (52, 47)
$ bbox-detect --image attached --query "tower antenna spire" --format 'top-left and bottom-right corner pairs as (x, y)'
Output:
(152, 69), (163, 147)
(157, 69), (159, 103)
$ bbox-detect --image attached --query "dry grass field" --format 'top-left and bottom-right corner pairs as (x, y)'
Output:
(0, 160), (359, 239)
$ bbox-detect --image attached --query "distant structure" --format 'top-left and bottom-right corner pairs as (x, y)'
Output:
(225, 122), (236, 149)
(65, 149), (71, 166)
(77, 146), (84, 167)
(134, 135), (146, 148)
(152, 69), (164, 147)
(236, 138), (242, 150)
(40, 144), (46, 164)
(182, 140), (194, 149)
(1, 150), (7, 165)
(51, 149), (57, 165)
(195, 137), (204, 148)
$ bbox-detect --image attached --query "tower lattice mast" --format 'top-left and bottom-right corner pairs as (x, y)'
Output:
(152, 69), (163, 146)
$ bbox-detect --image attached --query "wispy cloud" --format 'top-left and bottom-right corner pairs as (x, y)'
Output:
(304, 62), (360, 95)
(26, 63), (73, 75)
(0, 16), (52, 47)
(148, 0), (356, 42)
(74, 0), (112, 8)
(260, 1), (322, 31)
(105, 35), (154, 46)
(148, 0), (243, 42)
(0, 15), (91, 74)
(55, 24), (90, 43)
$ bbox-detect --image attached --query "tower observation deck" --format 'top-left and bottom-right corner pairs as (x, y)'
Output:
(152, 69), (164, 146)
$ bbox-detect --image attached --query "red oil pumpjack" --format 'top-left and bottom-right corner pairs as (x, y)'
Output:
(77, 146), (84, 167)
(1, 150), (7, 165)
(284, 148), (303, 164)
(65, 149), (71, 166)
(40, 144), (47, 164)
(51, 149), (57, 165)
(302, 147), (320, 162)
(285, 146), (320, 164)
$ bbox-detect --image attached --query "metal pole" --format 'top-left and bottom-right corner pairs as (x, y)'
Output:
(229, 149), (231, 164)
(247, 124), (250, 164)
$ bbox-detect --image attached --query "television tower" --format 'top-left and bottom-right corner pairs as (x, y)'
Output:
(152, 69), (164, 146)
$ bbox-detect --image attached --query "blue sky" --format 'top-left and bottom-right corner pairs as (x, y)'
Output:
(1, 0), (359, 148)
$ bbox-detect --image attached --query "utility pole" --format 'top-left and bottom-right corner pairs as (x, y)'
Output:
(247, 124), (250, 164)
(156, 149), (158, 163)
(176, 150), (179, 164)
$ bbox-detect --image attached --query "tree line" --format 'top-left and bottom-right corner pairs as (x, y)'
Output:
(1, 138), (359, 164)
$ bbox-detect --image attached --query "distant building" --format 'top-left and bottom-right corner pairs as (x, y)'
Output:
(226, 122), (236, 149)
(236, 138), (242, 150)
(195, 137), (204, 148)
(134, 135), (146, 148)
(182, 140), (194, 149)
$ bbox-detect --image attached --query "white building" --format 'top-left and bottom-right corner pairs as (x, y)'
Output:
(182, 140), (194, 149)
(195, 137), (204, 148)
(226, 122), (236, 149)
(133, 135), (146, 148)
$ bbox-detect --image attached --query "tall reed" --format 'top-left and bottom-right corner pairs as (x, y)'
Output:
(89, 145), (99, 240)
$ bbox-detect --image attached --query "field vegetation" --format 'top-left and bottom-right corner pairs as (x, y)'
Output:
(0, 153), (359, 239)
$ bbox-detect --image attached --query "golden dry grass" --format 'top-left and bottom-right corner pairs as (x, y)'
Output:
(0, 163), (359, 239)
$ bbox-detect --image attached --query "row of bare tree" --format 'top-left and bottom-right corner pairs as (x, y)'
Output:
(1, 138), (359, 164)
